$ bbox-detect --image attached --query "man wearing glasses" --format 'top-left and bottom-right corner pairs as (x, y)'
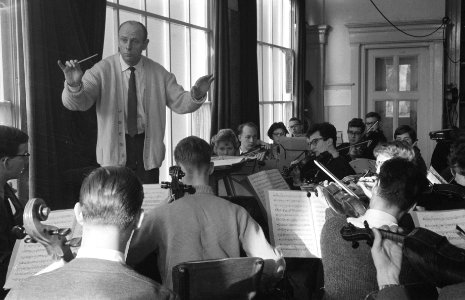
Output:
(337, 118), (368, 161)
(288, 117), (305, 137)
(364, 112), (387, 159)
(301, 122), (354, 184)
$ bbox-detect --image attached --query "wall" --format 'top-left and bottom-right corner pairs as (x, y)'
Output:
(306, 0), (445, 141)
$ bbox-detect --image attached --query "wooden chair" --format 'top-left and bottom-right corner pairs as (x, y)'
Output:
(172, 257), (264, 300)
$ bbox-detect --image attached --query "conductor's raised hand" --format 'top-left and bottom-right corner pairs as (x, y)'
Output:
(193, 74), (215, 98)
(57, 59), (83, 87)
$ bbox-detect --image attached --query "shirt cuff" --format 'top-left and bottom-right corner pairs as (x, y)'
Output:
(190, 87), (207, 103)
(65, 81), (82, 93)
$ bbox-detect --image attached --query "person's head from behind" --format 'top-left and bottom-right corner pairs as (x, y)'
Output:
(306, 122), (337, 156)
(211, 129), (239, 156)
(175, 136), (213, 181)
(118, 21), (149, 66)
(0, 125), (29, 181)
(267, 122), (288, 144)
(373, 141), (415, 174)
(365, 112), (382, 132)
(288, 117), (304, 136)
(448, 135), (465, 186)
(394, 125), (417, 146)
(237, 122), (259, 152)
(76, 166), (144, 234)
(347, 118), (365, 145)
(371, 158), (428, 219)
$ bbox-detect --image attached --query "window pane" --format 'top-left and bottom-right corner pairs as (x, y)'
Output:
(257, 0), (263, 41)
(191, 104), (211, 140)
(263, 104), (273, 140)
(375, 57), (395, 92)
(170, 0), (189, 23)
(257, 46), (263, 102)
(399, 56), (418, 92)
(170, 24), (190, 87)
(272, 0), (282, 46)
(190, 0), (208, 27)
(119, 0), (144, 10)
(147, 0), (169, 17)
(103, 7), (117, 58)
(262, 46), (272, 102)
(284, 101), (293, 123)
(119, 10), (143, 24)
(272, 47), (282, 101)
(191, 28), (208, 88)
(282, 0), (291, 48)
(375, 100), (393, 136)
(398, 100), (417, 130)
(261, 0), (272, 43)
(147, 17), (170, 69)
(273, 103), (283, 124)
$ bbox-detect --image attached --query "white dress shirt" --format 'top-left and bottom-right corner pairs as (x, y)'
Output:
(347, 208), (397, 228)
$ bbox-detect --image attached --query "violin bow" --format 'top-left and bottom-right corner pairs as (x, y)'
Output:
(314, 160), (359, 198)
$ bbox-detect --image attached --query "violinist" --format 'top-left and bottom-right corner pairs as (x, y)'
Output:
(7, 167), (176, 300)
(370, 226), (465, 299)
(337, 118), (367, 161)
(320, 158), (430, 300)
(237, 122), (269, 160)
(0, 125), (29, 298)
(301, 122), (355, 184)
(267, 122), (288, 159)
(394, 125), (427, 175)
(364, 112), (388, 159)
(211, 128), (239, 156)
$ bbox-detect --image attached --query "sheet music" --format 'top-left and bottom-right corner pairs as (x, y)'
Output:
(266, 190), (326, 258)
(248, 169), (289, 210)
(142, 184), (170, 211)
(411, 210), (465, 249)
(5, 209), (76, 290)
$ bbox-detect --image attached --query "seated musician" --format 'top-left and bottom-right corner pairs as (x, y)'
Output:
(337, 118), (367, 161)
(211, 128), (239, 156)
(267, 122), (288, 159)
(441, 133), (465, 186)
(288, 117), (305, 137)
(300, 122), (355, 183)
(237, 122), (269, 160)
(370, 226), (465, 299)
(0, 125), (29, 298)
(7, 167), (176, 300)
(320, 158), (429, 300)
(394, 125), (427, 175)
(364, 112), (388, 159)
(127, 136), (284, 289)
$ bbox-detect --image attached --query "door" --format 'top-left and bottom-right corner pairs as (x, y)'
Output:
(366, 47), (433, 165)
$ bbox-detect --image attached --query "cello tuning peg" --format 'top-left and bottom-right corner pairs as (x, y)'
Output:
(11, 225), (27, 239)
(24, 237), (37, 243)
(351, 241), (359, 249)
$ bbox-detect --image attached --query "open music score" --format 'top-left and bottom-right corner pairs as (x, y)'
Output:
(142, 184), (170, 211)
(265, 190), (328, 258)
(247, 169), (290, 212)
(411, 209), (465, 250)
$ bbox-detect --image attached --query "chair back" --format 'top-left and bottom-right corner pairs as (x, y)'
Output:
(172, 257), (264, 300)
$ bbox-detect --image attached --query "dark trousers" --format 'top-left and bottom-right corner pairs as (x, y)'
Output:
(125, 133), (159, 184)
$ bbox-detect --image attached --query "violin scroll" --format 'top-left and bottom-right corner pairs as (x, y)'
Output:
(161, 166), (196, 201)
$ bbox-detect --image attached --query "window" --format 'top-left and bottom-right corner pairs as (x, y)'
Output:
(257, 0), (295, 142)
(104, 0), (212, 180)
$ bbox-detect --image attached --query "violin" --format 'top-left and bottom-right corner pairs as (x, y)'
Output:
(281, 150), (314, 179)
(12, 198), (79, 262)
(240, 144), (268, 161)
(314, 160), (368, 218)
(161, 166), (196, 201)
(341, 221), (465, 288)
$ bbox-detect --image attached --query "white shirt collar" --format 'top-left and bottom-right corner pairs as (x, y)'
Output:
(76, 247), (125, 263)
(119, 54), (143, 72)
(347, 208), (398, 228)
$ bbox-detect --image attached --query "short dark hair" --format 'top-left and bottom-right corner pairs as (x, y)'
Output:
(306, 122), (337, 147)
(347, 118), (366, 132)
(174, 136), (212, 171)
(373, 141), (415, 162)
(237, 122), (258, 136)
(118, 21), (148, 41)
(288, 117), (302, 124)
(211, 129), (239, 150)
(267, 122), (288, 140)
(449, 133), (465, 170)
(0, 125), (29, 159)
(79, 167), (143, 230)
(365, 112), (381, 121)
(377, 157), (428, 211)
(394, 125), (417, 142)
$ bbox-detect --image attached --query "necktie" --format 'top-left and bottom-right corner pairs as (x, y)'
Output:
(127, 66), (138, 137)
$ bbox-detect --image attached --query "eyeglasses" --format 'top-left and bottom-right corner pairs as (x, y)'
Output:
(308, 137), (323, 146)
(11, 152), (30, 158)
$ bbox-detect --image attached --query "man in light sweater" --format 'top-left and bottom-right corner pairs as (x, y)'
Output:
(7, 167), (176, 300)
(320, 158), (429, 300)
(58, 21), (214, 183)
(127, 136), (284, 289)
